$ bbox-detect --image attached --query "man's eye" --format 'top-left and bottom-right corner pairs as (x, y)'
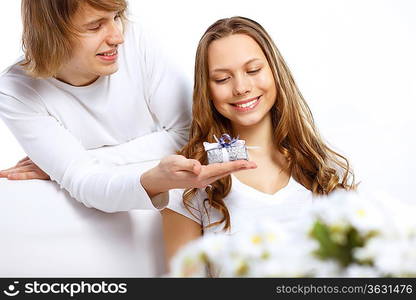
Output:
(89, 24), (101, 31)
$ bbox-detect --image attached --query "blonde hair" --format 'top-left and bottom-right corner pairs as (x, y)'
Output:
(21, 0), (127, 78)
(180, 16), (356, 231)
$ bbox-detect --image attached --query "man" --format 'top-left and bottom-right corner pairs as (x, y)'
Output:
(0, 0), (254, 212)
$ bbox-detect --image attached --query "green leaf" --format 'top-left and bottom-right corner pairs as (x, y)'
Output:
(310, 220), (368, 267)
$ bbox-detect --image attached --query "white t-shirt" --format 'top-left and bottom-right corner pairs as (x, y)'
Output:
(167, 174), (315, 234)
(0, 21), (191, 212)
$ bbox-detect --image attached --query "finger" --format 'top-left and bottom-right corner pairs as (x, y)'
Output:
(243, 161), (257, 169)
(1, 159), (33, 171)
(17, 159), (34, 167)
(203, 160), (256, 178)
(8, 171), (49, 180)
(2, 165), (36, 174)
(204, 173), (229, 186)
(17, 156), (30, 164)
(204, 167), (242, 184)
(191, 160), (202, 175)
(174, 158), (201, 175)
(171, 165), (240, 189)
(172, 169), (199, 182)
(199, 170), (238, 188)
(196, 161), (257, 187)
(7, 173), (28, 180)
(203, 162), (257, 185)
(0, 165), (21, 173)
(0, 163), (46, 178)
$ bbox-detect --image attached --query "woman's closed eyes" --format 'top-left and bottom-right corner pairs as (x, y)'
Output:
(213, 67), (263, 84)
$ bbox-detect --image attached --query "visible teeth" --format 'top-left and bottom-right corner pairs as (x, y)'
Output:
(236, 98), (258, 108)
(100, 50), (116, 56)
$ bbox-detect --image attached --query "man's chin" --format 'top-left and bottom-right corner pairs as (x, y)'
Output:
(97, 64), (119, 76)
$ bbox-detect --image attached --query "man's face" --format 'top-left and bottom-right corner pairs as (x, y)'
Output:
(57, 4), (124, 86)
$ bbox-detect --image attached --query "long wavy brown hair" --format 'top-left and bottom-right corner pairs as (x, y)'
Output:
(180, 16), (356, 231)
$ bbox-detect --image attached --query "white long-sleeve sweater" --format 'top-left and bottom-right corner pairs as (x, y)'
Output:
(0, 21), (192, 212)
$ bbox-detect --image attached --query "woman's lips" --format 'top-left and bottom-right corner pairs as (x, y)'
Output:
(231, 96), (261, 112)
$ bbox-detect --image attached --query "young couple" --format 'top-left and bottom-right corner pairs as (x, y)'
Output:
(0, 0), (355, 272)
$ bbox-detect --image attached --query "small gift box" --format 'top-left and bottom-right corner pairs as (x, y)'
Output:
(203, 134), (249, 164)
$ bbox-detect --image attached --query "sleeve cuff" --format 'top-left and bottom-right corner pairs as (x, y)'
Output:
(150, 191), (169, 210)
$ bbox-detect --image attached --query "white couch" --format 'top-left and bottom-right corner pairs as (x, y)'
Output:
(0, 178), (166, 277)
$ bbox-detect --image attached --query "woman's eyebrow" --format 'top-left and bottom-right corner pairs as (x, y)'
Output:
(244, 58), (262, 65)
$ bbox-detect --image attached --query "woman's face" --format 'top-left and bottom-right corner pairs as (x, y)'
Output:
(208, 34), (277, 129)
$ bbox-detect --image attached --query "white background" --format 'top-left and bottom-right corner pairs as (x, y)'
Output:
(1, 0), (415, 203)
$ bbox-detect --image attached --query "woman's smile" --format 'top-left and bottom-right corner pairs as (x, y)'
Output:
(231, 95), (262, 112)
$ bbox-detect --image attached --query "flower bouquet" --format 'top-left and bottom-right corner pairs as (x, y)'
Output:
(169, 190), (416, 277)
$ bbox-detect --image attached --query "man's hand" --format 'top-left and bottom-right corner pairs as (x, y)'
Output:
(0, 156), (50, 180)
(140, 154), (257, 197)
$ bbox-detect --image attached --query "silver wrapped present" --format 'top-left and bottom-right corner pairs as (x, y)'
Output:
(203, 134), (249, 164)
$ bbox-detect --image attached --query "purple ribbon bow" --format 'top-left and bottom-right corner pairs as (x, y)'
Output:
(215, 134), (239, 148)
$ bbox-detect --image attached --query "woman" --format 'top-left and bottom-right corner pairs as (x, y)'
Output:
(161, 16), (355, 271)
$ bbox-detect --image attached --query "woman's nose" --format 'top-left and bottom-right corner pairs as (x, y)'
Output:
(233, 74), (251, 96)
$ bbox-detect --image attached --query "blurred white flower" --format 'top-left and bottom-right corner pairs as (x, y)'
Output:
(354, 236), (416, 276)
(310, 190), (386, 235)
